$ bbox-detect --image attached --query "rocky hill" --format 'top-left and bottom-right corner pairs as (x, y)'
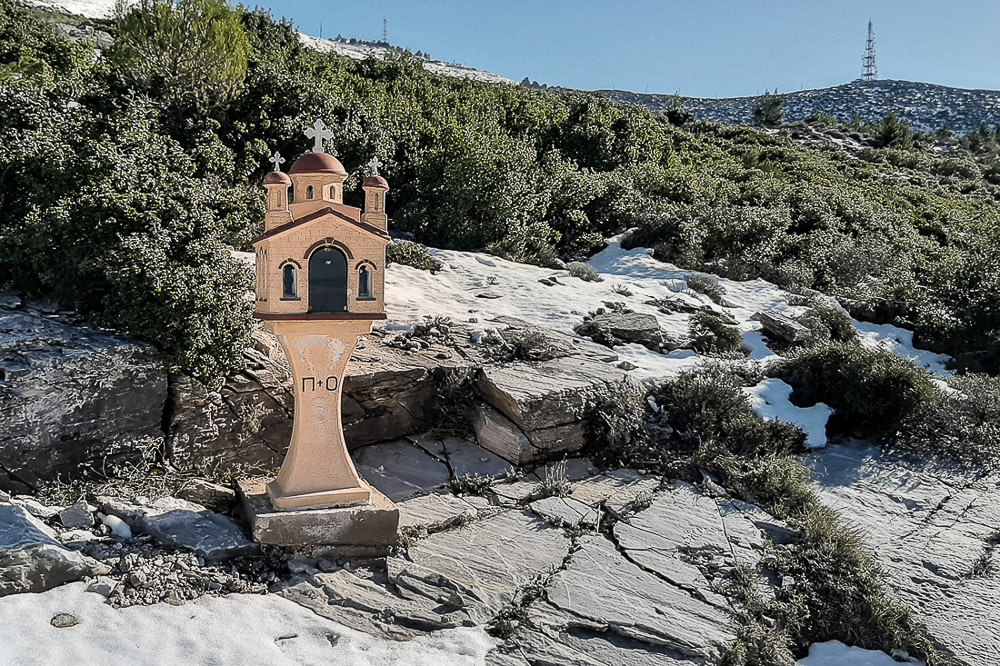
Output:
(601, 78), (1000, 135)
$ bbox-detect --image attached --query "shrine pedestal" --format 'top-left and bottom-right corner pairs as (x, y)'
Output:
(238, 477), (398, 555)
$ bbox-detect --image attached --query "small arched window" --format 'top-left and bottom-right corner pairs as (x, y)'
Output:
(282, 264), (297, 299)
(358, 265), (372, 299)
(306, 185), (314, 199)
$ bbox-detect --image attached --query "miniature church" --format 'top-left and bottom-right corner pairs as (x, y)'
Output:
(241, 120), (397, 549)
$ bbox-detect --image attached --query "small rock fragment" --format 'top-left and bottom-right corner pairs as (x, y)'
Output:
(59, 501), (95, 530)
(50, 613), (79, 629)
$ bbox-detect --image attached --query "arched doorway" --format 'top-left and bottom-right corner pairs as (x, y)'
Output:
(309, 246), (348, 313)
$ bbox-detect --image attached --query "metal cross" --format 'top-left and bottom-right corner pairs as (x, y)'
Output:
(304, 119), (334, 154)
(268, 151), (285, 172)
(367, 156), (383, 175)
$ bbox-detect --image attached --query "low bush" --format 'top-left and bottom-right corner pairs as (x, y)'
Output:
(770, 343), (936, 437)
(795, 303), (857, 345)
(566, 261), (602, 282)
(689, 311), (744, 355)
(386, 240), (443, 272)
(895, 373), (1000, 468)
(686, 273), (726, 303)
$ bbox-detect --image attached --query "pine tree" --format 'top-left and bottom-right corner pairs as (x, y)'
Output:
(751, 90), (785, 127)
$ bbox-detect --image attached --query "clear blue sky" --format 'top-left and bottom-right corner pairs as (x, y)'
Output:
(250, 0), (1000, 97)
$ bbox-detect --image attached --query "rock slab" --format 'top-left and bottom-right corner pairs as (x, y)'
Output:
(0, 306), (166, 493)
(102, 496), (256, 561)
(0, 505), (110, 597)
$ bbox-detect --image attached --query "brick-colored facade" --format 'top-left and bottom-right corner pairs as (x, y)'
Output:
(254, 151), (390, 321)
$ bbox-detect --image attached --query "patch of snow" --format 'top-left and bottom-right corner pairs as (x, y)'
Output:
(0, 582), (493, 666)
(798, 640), (923, 665)
(743, 378), (832, 448)
(23, 0), (116, 18)
(742, 331), (777, 362)
(854, 321), (952, 376)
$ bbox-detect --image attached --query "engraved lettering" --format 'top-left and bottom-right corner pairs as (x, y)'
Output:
(301, 377), (316, 392)
(325, 376), (338, 391)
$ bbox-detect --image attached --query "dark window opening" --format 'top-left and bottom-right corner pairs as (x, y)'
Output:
(306, 185), (314, 199)
(358, 265), (372, 299)
(282, 264), (297, 298)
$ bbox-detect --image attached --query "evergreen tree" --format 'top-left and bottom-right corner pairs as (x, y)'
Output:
(751, 90), (785, 127)
(109, 0), (250, 113)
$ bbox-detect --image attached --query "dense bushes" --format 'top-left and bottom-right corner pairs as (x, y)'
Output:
(895, 374), (1000, 467)
(386, 240), (442, 272)
(770, 343), (936, 437)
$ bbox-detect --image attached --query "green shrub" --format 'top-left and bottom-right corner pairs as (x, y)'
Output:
(895, 373), (1000, 468)
(386, 241), (443, 272)
(769, 343), (936, 437)
(566, 261), (602, 282)
(650, 366), (805, 458)
(689, 311), (744, 355)
(686, 273), (726, 303)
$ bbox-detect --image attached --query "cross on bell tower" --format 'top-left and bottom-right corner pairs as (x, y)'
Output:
(304, 119), (334, 154)
(268, 151), (285, 172)
(367, 156), (383, 176)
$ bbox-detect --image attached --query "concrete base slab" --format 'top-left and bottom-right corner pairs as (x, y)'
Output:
(238, 477), (398, 553)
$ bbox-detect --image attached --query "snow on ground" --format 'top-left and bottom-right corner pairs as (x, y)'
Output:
(744, 378), (832, 448)
(23, 0), (116, 17)
(0, 583), (493, 666)
(855, 321), (952, 376)
(797, 640), (924, 666)
(385, 236), (792, 383)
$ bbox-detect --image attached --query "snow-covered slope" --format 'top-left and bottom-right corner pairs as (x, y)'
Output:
(603, 79), (1000, 135)
(379, 235), (951, 448)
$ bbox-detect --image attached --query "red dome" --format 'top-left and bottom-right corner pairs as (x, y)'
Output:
(363, 175), (389, 190)
(289, 152), (348, 176)
(262, 170), (291, 186)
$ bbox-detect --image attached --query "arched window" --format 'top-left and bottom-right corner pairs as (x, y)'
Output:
(306, 185), (314, 199)
(358, 265), (372, 299)
(282, 264), (297, 299)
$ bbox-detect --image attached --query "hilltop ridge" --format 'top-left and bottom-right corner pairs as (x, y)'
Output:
(601, 78), (1000, 135)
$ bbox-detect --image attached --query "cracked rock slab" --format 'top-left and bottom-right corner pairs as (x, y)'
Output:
(354, 440), (452, 502)
(545, 535), (734, 660)
(102, 497), (256, 561)
(810, 441), (1000, 665)
(390, 510), (570, 626)
(1, 505), (111, 596)
(397, 492), (493, 533)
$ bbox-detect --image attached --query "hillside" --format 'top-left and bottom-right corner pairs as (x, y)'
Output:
(602, 78), (1000, 135)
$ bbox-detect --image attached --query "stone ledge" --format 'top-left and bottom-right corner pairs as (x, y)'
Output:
(237, 477), (398, 553)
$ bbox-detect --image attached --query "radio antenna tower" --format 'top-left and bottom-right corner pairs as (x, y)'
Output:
(382, 18), (388, 44)
(862, 20), (878, 82)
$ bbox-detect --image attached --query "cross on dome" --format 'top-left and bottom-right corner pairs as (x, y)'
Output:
(268, 151), (285, 172)
(367, 156), (383, 176)
(304, 119), (334, 154)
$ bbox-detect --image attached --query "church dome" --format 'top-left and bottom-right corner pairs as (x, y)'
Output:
(362, 175), (389, 190)
(263, 170), (292, 186)
(289, 152), (348, 176)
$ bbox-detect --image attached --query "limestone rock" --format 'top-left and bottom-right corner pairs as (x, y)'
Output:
(101, 496), (256, 561)
(0, 307), (166, 493)
(390, 511), (570, 626)
(546, 535), (734, 659)
(475, 357), (634, 464)
(10, 497), (60, 520)
(176, 479), (237, 512)
(576, 312), (665, 349)
(0, 505), (111, 597)
(396, 492), (490, 533)
(353, 440), (451, 502)
(811, 442), (1000, 666)
(58, 501), (94, 530)
(529, 495), (599, 529)
(755, 310), (814, 344)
